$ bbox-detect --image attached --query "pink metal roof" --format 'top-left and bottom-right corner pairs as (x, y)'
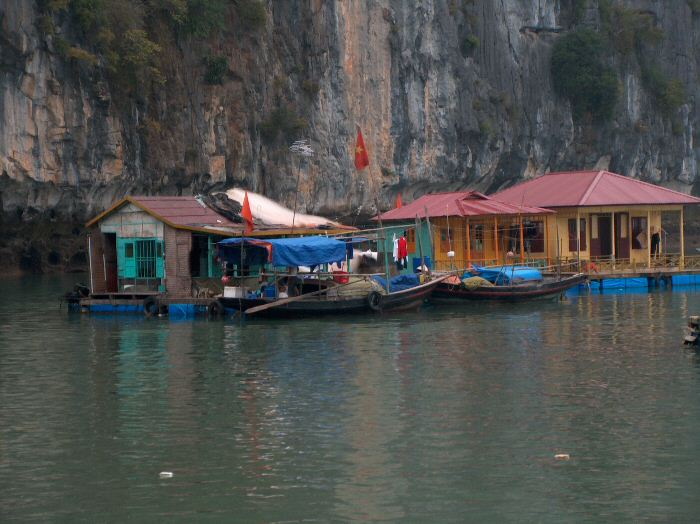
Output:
(130, 196), (238, 227)
(377, 191), (553, 221)
(492, 171), (700, 207)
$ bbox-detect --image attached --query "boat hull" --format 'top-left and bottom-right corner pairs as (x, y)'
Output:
(431, 274), (586, 302)
(218, 277), (443, 318)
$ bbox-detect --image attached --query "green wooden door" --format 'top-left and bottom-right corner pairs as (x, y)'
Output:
(117, 238), (136, 278)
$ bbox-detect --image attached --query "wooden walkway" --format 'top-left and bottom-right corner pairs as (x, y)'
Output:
(79, 295), (218, 307)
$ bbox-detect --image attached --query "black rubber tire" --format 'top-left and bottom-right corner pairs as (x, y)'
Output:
(367, 290), (383, 312)
(208, 301), (224, 318)
(74, 283), (90, 297)
(143, 296), (159, 317)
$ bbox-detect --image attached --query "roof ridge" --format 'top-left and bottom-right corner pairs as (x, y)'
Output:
(578, 170), (606, 206)
(604, 170), (700, 199)
(545, 170), (599, 176)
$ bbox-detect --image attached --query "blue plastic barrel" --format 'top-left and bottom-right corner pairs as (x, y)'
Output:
(412, 256), (431, 272)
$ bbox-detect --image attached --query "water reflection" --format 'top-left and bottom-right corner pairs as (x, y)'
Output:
(3, 277), (700, 521)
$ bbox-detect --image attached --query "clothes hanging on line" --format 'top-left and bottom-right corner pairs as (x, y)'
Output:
(398, 236), (408, 259)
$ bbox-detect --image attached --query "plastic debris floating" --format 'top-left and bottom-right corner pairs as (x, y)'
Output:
(684, 316), (700, 346)
(554, 453), (571, 460)
(159, 471), (174, 478)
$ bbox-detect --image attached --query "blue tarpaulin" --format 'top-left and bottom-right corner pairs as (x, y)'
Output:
(218, 236), (347, 267)
(469, 264), (543, 284)
(372, 274), (420, 292)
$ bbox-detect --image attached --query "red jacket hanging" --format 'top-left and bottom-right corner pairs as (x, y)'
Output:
(398, 236), (408, 259)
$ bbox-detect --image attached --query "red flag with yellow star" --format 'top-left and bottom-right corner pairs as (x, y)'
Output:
(354, 128), (369, 170)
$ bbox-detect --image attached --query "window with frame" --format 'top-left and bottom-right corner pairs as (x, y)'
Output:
(523, 220), (545, 253)
(568, 218), (587, 252)
(631, 217), (647, 249)
(135, 239), (157, 278)
(471, 224), (484, 252)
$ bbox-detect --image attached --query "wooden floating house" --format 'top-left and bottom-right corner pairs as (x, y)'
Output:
(83, 195), (352, 308)
(376, 191), (554, 271)
(493, 170), (700, 273)
(378, 170), (700, 283)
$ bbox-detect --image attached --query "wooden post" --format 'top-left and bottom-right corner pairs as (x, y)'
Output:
(375, 198), (391, 292)
(576, 210), (581, 272)
(519, 215), (525, 263)
(556, 220), (561, 279)
(466, 219), (471, 267)
(415, 215), (425, 277)
(494, 216), (499, 264)
(681, 207), (685, 269)
(647, 209), (652, 269)
(424, 206), (434, 264)
(611, 212), (616, 263)
(544, 215), (549, 268)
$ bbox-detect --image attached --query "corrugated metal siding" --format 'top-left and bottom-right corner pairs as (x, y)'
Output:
(100, 203), (163, 238)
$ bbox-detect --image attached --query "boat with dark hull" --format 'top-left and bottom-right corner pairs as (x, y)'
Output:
(215, 235), (447, 318)
(218, 276), (446, 318)
(431, 273), (586, 302)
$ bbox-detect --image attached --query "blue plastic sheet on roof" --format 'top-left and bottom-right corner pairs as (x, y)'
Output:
(218, 236), (347, 267)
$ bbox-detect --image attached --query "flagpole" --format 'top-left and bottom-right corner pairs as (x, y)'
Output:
(289, 140), (314, 236)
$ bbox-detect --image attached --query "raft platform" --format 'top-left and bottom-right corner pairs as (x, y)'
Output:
(69, 293), (225, 318)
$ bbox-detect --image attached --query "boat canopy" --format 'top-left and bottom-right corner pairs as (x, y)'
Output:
(218, 236), (347, 267)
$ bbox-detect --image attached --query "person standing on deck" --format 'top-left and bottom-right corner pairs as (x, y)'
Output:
(651, 227), (662, 259)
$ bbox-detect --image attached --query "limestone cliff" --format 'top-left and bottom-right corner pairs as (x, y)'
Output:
(0, 0), (698, 271)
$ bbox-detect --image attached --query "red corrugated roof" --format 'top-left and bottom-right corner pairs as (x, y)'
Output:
(492, 170), (700, 207)
(377, 191), (553, 221)
(130, 196), (238, 227)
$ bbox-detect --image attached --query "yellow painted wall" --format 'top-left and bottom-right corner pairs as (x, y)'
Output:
(546, 205), (679, 262)
(432, 215), (550, 268)
(427, 206), (682, 268)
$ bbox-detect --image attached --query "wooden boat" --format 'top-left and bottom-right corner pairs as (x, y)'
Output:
(218, 275), (446, 318)
(215, 235), (447, 318)
(431, 273), (586, 302)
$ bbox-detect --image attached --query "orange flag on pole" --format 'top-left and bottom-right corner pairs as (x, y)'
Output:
(242, 191), (254, 235)
(396, 193), (402, 208)
(354, 128), (369, 170)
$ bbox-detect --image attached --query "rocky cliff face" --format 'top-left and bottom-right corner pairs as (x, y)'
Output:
(0, 0), (698, 271)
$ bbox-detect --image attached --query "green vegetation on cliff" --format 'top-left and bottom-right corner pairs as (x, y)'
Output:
(551, 29), (619, 122)
(37, 0), (267, 92)
(552, 4), (687, 125)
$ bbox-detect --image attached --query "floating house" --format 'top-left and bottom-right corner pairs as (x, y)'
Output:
(376, 191), (553, 271)
(85, 195), (351, 298)
(492, 170), (700, 270)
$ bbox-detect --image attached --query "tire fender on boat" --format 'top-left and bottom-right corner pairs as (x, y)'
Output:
(208, 301), (224, 318)
(143, 296), (159, 317)
(367, 290), (383, 312)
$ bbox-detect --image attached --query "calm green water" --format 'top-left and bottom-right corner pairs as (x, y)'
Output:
(2, 276), (700, 522)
